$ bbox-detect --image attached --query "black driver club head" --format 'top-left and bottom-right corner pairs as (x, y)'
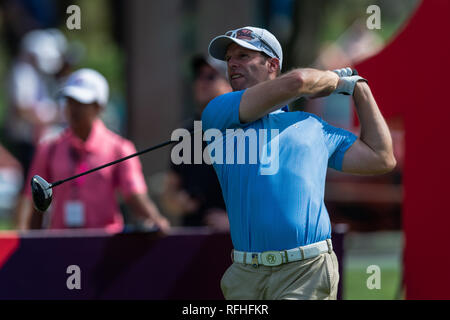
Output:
(31, 175), (53, 212)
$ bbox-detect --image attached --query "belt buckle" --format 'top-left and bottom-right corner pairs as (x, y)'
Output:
(261, 251), (283, 266)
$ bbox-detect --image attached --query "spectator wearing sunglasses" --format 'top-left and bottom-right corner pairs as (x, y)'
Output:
(160, 54), (232, 230)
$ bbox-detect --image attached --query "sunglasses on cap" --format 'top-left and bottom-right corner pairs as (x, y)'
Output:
(225, 28), (280, 60)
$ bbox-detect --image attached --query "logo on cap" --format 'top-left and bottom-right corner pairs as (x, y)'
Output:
(236, 29), (254, 40)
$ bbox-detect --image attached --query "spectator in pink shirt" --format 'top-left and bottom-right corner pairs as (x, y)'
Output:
(15, 68), (170, 232)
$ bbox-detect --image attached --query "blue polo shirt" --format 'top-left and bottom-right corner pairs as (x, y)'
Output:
(201, 90), (357, 252)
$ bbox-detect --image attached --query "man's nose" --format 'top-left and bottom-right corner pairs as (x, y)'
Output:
(228, 57), (239, 69)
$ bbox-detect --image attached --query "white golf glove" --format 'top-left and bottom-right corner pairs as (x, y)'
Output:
(332, 67), (367, 96)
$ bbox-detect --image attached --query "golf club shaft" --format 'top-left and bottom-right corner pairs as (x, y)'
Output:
(49, 130), (195, 189)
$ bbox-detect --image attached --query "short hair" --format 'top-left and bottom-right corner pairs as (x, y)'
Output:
(260, 52), (281, 76)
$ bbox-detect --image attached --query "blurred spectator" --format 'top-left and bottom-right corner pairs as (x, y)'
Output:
(15, 68), (169, 232)
(160, 55), (231, 231)
(3, 28), (73, 177)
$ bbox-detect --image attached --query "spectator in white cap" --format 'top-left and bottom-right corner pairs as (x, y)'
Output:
(15, 68), (170, 233)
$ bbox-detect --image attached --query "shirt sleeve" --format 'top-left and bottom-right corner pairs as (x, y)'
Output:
(319, 118), (357, 171)
(115, 140), (148, 198)
(201, 90), (246, 131)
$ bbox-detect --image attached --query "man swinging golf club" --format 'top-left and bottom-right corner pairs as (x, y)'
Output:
(202, 26), (396, 299)
(16, 68), (170, 232)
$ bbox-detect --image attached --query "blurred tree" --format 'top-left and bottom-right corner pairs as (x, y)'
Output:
(266, 0), (419, 70)
(284, 0), (329, 69)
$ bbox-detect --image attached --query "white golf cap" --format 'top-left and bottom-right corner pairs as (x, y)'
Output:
(60, 68), (109, 107)
(208, 26), (283, 70)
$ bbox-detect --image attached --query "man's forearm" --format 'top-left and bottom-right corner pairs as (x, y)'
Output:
(127, 193), (170, 232)
(15, 196), (30, 230)
(240, 68), (338, 123)
(297, 68), (339, 97)
(127, 193), (161, 221)
(353, 81), (395, 162)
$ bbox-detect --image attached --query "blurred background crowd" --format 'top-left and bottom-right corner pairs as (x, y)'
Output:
(0, 0), (419, 299)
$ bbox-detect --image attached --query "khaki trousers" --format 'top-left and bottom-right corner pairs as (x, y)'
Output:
(221, 251), (339, 300)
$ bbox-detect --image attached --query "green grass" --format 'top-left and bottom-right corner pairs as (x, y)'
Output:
(0, 218), (13, 230)
(342, 231), (404, 300)
(344, 264), (402, 299)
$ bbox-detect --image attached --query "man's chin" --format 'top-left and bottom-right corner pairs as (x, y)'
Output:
(230, 77), (248, 91)
(231, 83), (247, 91)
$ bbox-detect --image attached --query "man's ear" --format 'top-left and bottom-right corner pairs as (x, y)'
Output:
(268, 58), (280, 75)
